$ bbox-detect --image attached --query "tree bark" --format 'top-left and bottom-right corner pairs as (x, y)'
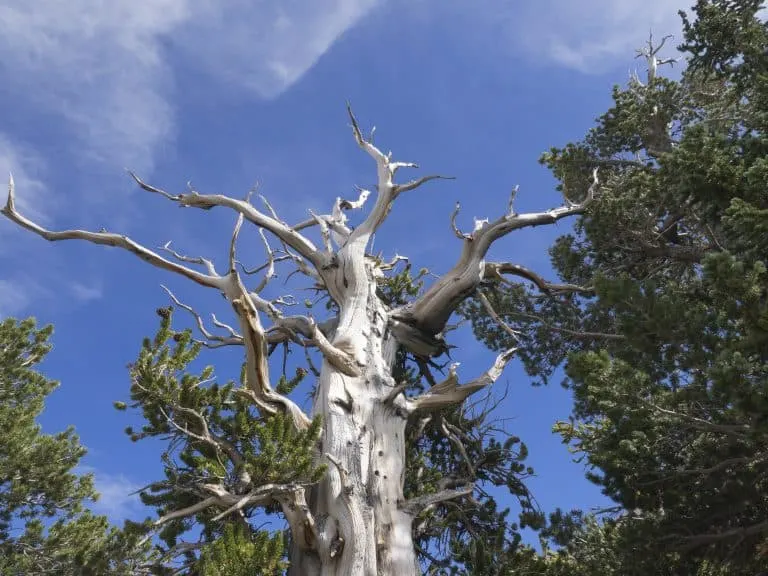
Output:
(287, 240), (419, 576)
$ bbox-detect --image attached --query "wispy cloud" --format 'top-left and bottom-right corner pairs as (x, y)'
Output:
(475, 1), (691, 74)
(69, 281), (104, 303)
(0, 276), (51, 318)
(0, 1), (186, 174)
(83, 467), (144, 521)
(0, 272), (102, 318)
(175, 0), (380, 99)
(0, 0), (379, 178)
(0, 135), (50, 225)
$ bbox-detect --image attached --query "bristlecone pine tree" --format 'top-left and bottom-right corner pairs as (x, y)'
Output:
(0, 317), (153, 574)
(466, 1), (768, 574)
(1, 90), (595, 570)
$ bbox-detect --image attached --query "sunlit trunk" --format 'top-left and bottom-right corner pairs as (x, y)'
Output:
(288, 248), (419, 576)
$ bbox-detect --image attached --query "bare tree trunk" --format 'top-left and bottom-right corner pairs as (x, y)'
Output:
(287, 238), (419, 575)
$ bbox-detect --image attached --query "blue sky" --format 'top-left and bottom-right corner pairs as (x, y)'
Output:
(0, 0), (688, 534)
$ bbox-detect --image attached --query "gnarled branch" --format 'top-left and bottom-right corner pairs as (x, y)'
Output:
(150, 481), (317, 554)
(157, 405), (243, 473)
(228, 284), (312, 430)
(406, 348), (517, 412)
(345, 104), (453, 246)
(392, 169), (599, 348)
(2, 176), (315, 432)
(128, 171), (326, 269)
(162, 285), (244, 348)
(2, 175), (224, 290)
(400, 483), (474, 516)
(484, 262), (594, 295)
(293, 187), (371, 248)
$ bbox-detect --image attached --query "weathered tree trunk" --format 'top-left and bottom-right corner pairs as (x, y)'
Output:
(287, 237), (418, 575)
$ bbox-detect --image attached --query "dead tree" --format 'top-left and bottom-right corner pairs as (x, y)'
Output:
(2, 106), (597, 575)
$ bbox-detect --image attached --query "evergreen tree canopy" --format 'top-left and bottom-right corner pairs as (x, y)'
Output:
(466, 1), (768, 573)
(0, 317), (152, 574)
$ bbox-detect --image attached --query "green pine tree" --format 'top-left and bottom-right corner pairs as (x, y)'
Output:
(466, 1), (768, 573)
(0, 317), (153, 575)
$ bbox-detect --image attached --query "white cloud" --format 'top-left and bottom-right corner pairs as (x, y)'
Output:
(0, 1), (186, 174)
(0, 0), (379, 176)
(85, 467), (144, 520)
(69, 281), (104, 303)
(0, 279), (31, 317)
(481, 1), (691, 74)
(0, 276), (50, 318)
(0, 276), (102, 318)
(175, 0), (380, 99)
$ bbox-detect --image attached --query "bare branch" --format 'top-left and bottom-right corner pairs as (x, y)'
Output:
(211, 233), (313, 429)
(1, 175), (224, 290)
(211, 492), (259, 522)
(309, 210), (333, 253)
(228, 280), (312, 430)
(149, 481), (317, 554)
(162, 285), (243, 348)
(384, 383), (408, 405)
(450, 203), (471, 240)
(251, 228), (279, 293)
(485, 262), (594, 295)
(309, 321), (362, 377)
(228, 212), (245, 274)
(395, 174), (453, 195)
(158, 405), (243, 471)
(236, 253), (291, 276)
(129, 172), (325, 269)
(406, 348), (517, 412)
(211, 314), (239, 337)
(400, 483), (474, 515)
(152, 496), (221, 527)
(293, 187), (371, 232)
(635, 32), (678, 83)
(127, 170), (178, 200)
(345, 104), (452, 245)
(159, 241), (218, 277)
(338, 187), (371, 211)
(476, 291), (521, 343)
(439, 417), (476, 478)
(164, 286), (327, 351)
(254, 311), (354, 375)
(392, 169), (599, 346)
(273, 485), (318, 551)
(507, 185), (519, 215)
(377, 254), (408, 272)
